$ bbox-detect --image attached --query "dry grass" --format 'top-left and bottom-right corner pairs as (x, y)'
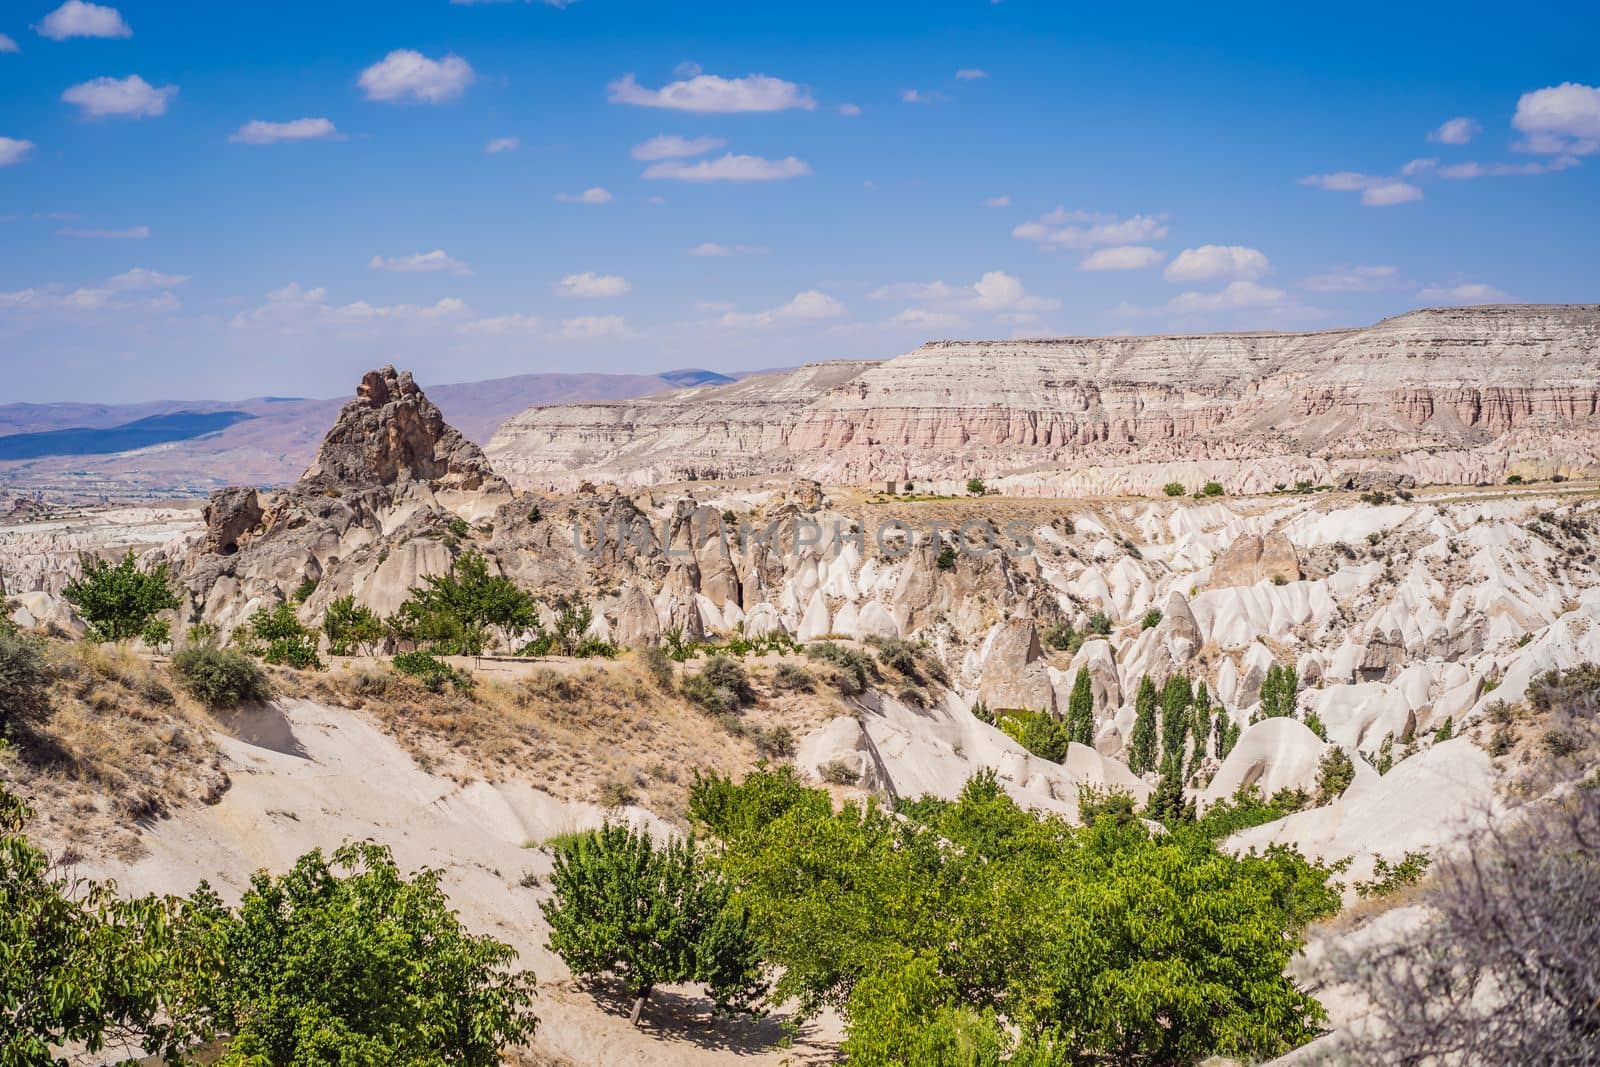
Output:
(281, 651), (847, 822)
(1, 639), (226, 861)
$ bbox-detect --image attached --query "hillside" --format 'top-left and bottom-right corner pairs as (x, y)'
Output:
(487, 304), (1600, 494)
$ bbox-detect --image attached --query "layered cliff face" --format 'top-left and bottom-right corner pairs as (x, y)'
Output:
(486, 305), (1600, 492)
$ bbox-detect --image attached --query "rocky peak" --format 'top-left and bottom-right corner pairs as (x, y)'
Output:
(303, 366), (507, 492)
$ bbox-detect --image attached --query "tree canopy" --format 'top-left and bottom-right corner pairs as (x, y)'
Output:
(62, 550), (180, 644)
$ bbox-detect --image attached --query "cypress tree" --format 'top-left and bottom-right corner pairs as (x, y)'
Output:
(1066, 666), (1095, 747)
(1161, 674), (1193, 760)
(1128, 675), (1159, 775)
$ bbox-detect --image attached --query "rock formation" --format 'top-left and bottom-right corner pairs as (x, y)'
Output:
(486, 304), (1600, 493)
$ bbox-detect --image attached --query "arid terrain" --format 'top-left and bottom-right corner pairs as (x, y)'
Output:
(5, 308), (1599, 1064)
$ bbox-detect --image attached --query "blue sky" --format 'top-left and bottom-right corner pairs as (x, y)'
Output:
(1, 0), (1597, 403)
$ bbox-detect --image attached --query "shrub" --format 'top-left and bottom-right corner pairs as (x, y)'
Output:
(207, 842), (538, 1062)
(1314, 746), (1355, 805)
(1432, 716), (1454, 743)
(1200, 481), (1225, 497)
(1085, 611), (1112, 636)
(291, 577), (318, 603)
(323, 595), (384, 656)
(1354, 850), (1431, 898)
(1041, 622), (1081, 653)
(806, 641), (878, 697)
(965, 478), (986, 496)
(171, 645), (271, 709)
(754, 725), (797, 759)
(819, 760), (862, 786)
(392, 550), (536, 655)
(1141, 608), (1163, 630)
(392, 650), (471, 694)
(934, 545), (958, 571)
(1259, 662), (1298, 719)
(1162, 482), (1186, 497)
(773, 661), (815, 692)
(0, 628), (52, 734)
(241, 603), (322, 670)
(542, 823), (765, 1026)
(639, 645), (675, 689)
(683, 655), (753, 715)
(1506, 473), (1524, 485)
(62, 549), (180, 643)
(597, 780), (637, 808)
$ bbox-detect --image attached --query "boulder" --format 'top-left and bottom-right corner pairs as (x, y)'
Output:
(613, 583), (661, 648)
(1211, 531), (1301, 588)
(979, 618), (1057, 714)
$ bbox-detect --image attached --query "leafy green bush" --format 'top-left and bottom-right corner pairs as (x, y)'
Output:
(322, 595), (384, 656)
(171, 645), (271, 709)
(392, 650), (471, 693)
(819, 760), (862, 786)
(206, 842), (538, 1061)
(1200, 481), (1225, 497)
(1194, 784), (1310, 840)
(62, 549), (180, 643)
(965, 478), (986, 496)
(239, 602), (322, 670)
(1162, 482), (1186, 497)
(1354, 850), (1431, 898)
(934, 545), (958, 571)
(542, 822), (765, 1026)
(1259, 661), (1299, 719)
(1041, 621), (1082, 653)
(693, 767), (1340, 1061)
(1314, 746), (1355, 805)
(1141, 608), (1163, 630)
(1086, 611), (1112, 636)
(0, 627), (52, 735)
(393, 550), (536, 655)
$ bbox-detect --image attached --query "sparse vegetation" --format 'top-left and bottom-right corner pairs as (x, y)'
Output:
(391, 649), (471, 693)
(0, 626), (52, 736)
(322, 594), (384, 656)
(1314, 746), (1355, 805)
(1141, 607), (1163, 630)
(818, 759), (862, 786)
(1200, 481), (1225, 497)
(236, 602), (323, 669)
(1163, 482), (1186, 497)
(62, 549), (180, 644)
(965, 478), (986, 496)
(682, 654), (754, 716)
(1353, 850), (1431, 899)
(392, 549), (536, 655)
(171, 644), (271, 709)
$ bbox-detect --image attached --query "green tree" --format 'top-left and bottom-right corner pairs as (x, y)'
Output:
(1145, 753), (1195, 826)
(1259, 662), (1299, 720)
(393, 550), (536, 655)
(323, 595), (385, 656)
(62, 550), (180, 643)
(1010, 711), (1071, 764)
(205, 842), (538, 1065)
(1128, 675), (1159, 775)
(1065, 667), (1095, 747)
(238, 602), (322, 669)
(1314, 746), (1355, 805)
(542, 822), (766, 1026)
(1161, 674), (1194, 760)
(1162, 482), (1186, 497)
(1, 785), (214, 1065)
(966, 478), (986, 496)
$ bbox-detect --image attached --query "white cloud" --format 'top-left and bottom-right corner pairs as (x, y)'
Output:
(1012, 208), (1169, 248)
(0, 33), (19, 52)
(62, 75), (176, 119)
(1079, 245), (1164, 271)
(1427, 116), (1481, 144)
(108, 267), (188, 290)
(1166, 281), (1289, 313)
(719, 289), (845, 328)
(891, 307), (969, 330)
(1415, 281), (1509, 305)
(359, 50), (474, 103)
(459, 313), (541, 336)
(1400, 157), (1438, 176)
(556, 272), (630, 297)
(838, 102), (862, 117)
(1299, 171), (1421, 206)
(0, 138), (34, 166)
(36, 2), (130, 40)
(229, 118), (340, 145)
(608, 71), (814, 113)
(555, 186), (613, 203)
(485, 136), (520, 154)
(688, 242), (766, 256)
(971, 270), (1058, 312)
(630, 133), (725, 160)
(61, 287), (113, 310)
(955, 68), (988, 80)
(1301, 264), (1402, 293)
(872, 272), (1058, 320)
(642, 153), (811, 182)
(368, 250), (472, 276)
(900, 89), (945, 104)
(232, 283), (468, 331)
(982, 194), (1010, 207)
(57, 225), (149, 238)
(1163, 244), (1269, 283)
(1437, 156), (1580, 179)
(561, 315), (634, 340)
(1512, 82), (1600, 155)
(0, 289), (39, 309)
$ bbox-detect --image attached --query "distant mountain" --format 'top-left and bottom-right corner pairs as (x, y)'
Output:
(0, 367), (741, 501)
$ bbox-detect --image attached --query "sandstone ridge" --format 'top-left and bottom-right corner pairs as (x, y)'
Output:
(486, 304), (1600, 493)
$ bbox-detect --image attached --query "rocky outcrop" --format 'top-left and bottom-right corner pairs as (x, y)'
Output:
(487, 305), (1600, 493)
(1211, 531), (1301, 588)
(305, 366), (507, 493)
(979, 618), (1057, 714)
(202, 487), (262, 556)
